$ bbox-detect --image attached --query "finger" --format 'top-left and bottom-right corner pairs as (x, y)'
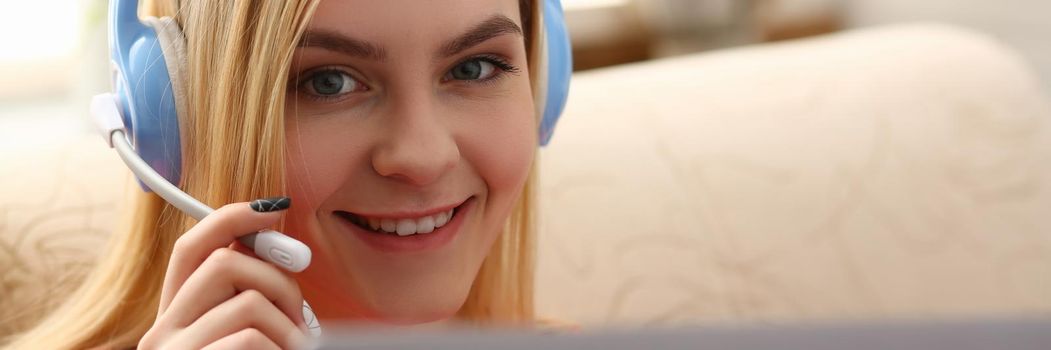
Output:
(201, 328), (281, 350)
(158, 247), (306, 331)
(177, 289), (306, 350)
(230, 240), (257, 257)
(159, 198), (289, 314)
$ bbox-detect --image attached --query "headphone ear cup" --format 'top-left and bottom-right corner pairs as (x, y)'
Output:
(538, 0), (572, 146)
(117, 16), (187, 190)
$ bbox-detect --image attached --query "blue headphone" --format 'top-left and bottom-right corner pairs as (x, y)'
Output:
(106, 0), (572, 191)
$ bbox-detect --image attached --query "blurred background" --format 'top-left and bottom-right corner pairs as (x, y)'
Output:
(565, 0), (1051, 75)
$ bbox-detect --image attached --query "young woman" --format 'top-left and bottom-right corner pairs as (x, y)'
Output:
(8, 0), (565, 348)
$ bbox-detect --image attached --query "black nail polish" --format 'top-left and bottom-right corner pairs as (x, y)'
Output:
(250, 196), (291, 212)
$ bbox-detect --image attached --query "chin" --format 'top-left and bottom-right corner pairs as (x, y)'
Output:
(365, 292), (468, 325)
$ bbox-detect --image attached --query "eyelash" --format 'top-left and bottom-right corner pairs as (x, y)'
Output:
(292, 54), (521, 103)
(450, 54), (521, 85)
(293, 67), (365, 103)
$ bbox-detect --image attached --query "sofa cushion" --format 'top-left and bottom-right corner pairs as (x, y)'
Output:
(535, 23), (1051, 326)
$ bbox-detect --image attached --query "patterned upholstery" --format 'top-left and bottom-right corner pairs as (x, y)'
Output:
(2, 24), (1049, 339)
(534, 23), (1051, 325)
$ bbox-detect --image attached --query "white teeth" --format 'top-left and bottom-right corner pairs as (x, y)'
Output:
(356, 207), (458, 236)
(395, 219), (416, 236)
(435, 212), (448, 227)
(417, 216), (435, 234)
(380, 219), (396, 232)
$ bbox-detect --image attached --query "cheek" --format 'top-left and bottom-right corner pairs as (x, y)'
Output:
(458, 91), (537, 203)
(284, 116), (365, 209)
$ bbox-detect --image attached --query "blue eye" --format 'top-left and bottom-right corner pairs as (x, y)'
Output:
(449, 59), (496, 81)
(301, 69), (361, 97)
(444, 56), (519, 82)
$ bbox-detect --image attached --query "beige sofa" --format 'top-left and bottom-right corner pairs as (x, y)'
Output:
(2, 23), (1050, 339)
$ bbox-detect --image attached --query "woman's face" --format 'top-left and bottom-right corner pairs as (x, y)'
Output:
(282, 0), (535, 324)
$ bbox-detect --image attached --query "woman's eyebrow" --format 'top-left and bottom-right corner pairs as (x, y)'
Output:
(297, 14), (522, 62)
(437, 14), (523, 59)
(298, 30), (388, 61)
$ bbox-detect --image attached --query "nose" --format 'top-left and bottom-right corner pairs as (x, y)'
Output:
(371, 97), (460, 187)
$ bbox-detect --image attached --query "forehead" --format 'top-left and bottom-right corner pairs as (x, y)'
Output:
(308, 0), (523, 43)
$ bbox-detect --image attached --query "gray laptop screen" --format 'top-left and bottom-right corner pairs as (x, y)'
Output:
(309, 317), (1051, 350)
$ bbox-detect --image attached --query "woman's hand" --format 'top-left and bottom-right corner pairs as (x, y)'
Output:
(139, 199), (308, 350)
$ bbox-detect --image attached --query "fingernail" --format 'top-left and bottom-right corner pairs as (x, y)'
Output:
(250, 196), (291, 212)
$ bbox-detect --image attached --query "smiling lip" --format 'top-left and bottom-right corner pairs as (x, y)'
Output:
(335, 197), (473, 253)
(342, 199), (466, 220)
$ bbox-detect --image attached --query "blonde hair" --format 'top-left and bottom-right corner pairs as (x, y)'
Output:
(5, 0), (541, 348)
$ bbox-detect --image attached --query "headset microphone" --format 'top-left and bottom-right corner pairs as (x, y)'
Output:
(91, 93), (313, 273)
